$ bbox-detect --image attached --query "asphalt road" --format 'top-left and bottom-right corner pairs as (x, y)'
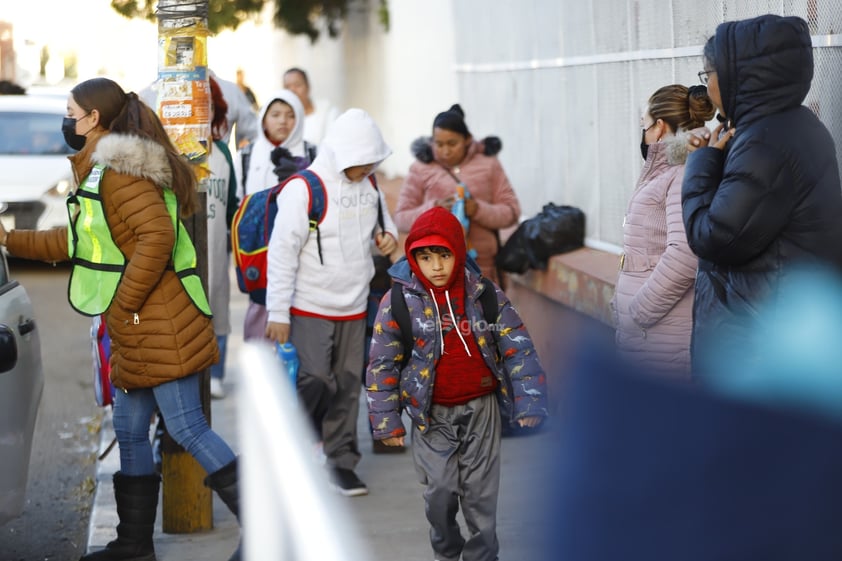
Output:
(1, 260), (100, 561)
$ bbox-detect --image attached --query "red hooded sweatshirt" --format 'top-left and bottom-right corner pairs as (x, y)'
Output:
(405, 207), (497, 406)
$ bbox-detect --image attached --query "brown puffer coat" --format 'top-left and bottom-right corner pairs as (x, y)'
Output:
(6, 130), (218, 390)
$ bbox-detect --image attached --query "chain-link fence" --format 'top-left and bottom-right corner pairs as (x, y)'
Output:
(453, 0), (842, 250)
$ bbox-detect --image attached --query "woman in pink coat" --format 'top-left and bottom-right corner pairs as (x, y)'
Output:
(394, 104), (520, 285)
(611, 85), (715, 378)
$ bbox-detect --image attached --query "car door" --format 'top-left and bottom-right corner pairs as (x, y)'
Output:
(0, 251), (44, 525)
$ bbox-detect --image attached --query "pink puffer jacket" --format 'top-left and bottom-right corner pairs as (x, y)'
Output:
(394, 140), (520, 284)
(611, 131), (704, 378)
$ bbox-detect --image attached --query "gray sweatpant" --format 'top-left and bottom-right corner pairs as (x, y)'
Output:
(412, 392), (502, 561)
(290, 315), (365, 470)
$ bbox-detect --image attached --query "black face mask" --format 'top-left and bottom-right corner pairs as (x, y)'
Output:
(61, 115), (89, 151)
(640, 127), (649, 160)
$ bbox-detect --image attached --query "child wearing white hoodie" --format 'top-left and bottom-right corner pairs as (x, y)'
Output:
(265, 108), (398, 496)
(238, 88), (314, 197)
(238, 88), (317, 343)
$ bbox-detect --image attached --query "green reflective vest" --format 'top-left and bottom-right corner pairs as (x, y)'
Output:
(66, 164), (212, 318)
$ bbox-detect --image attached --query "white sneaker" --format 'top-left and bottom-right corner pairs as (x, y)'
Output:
(210, 378), (226, 399)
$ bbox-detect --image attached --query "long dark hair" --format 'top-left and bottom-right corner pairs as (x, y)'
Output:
(71, 77), (199, 218)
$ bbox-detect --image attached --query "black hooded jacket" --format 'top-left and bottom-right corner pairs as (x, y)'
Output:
(681, 14), (842, 374)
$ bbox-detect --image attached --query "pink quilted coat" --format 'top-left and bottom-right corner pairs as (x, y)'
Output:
(611, 131), (704, 378)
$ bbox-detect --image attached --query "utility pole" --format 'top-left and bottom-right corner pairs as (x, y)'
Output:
(153, 0), (213, 534)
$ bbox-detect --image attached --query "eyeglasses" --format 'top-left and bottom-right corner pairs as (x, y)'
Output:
(698, 70), (716, 85)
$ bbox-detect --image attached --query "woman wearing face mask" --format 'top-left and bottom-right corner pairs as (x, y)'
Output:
(611, 84), (714, 378)
(0, 77), (242, 561)
(393, 104), (520, 286)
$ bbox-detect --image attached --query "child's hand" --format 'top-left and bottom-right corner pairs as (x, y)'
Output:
(265, 321), (290, 344)
(517, 416), (543, 429)
(381, 436), (405, 447)
(375, 232), (397, 255)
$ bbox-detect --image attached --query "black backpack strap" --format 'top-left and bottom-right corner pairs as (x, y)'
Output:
(479, 277), (499, 327)
(240, 142), (253, 198)
(294, 169), (327, 265)
(390, 285), (412, 370)
(368, 174), (386, 234)
(479, 277), (501, 362)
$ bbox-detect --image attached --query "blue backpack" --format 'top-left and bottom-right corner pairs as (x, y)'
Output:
(231, 170), (384, 305)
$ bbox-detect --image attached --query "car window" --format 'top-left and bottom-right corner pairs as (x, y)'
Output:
(0, 111), (73, 156)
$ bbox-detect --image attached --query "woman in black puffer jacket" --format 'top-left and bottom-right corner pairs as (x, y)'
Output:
(682, 14), (842, 377)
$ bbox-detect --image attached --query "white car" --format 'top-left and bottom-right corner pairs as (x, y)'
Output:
(0, 247), (44, 525)
(0, 95), (74, 231)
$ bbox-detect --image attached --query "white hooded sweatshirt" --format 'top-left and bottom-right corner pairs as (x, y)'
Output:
(265, 108), (397, 323)
(240, 89), (307, 196)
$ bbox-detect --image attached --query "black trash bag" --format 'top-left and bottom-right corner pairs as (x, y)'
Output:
(496, 204), (585, 273)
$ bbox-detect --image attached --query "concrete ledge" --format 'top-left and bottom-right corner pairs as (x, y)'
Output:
(503, 247), (618, 407)
(507, 247), (618, 326)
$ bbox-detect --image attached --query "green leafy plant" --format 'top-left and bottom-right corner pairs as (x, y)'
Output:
(110, 0), (389, 40)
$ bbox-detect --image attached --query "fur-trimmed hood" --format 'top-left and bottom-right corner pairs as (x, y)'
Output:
(91, 132), (173, 187)
(649, 127), (708, 167)
(663, 129), (702, 166)
(410, 135), (502, 164)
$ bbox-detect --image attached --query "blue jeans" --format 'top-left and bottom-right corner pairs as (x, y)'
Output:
(210, 335), (228, 380)
(113, 373), (236, 476)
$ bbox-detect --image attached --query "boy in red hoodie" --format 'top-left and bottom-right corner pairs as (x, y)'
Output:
(366, 206), (548, 561)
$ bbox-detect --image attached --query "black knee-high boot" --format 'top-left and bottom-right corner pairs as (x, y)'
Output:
(205, 459), (241, 561)
(79, 472), (160, 561)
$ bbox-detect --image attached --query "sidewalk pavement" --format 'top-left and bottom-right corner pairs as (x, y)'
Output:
(85, 283), (557, 561)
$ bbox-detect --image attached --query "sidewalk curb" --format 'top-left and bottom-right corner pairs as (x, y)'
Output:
(84, 409), (120, 553)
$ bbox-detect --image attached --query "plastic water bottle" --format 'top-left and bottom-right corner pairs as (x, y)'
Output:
(452, 185), (478, 259)
(276, 342), (299, 387)
(452, 184), (470, 233)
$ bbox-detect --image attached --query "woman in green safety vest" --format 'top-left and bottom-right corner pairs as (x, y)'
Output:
(0, 77), (241, 561)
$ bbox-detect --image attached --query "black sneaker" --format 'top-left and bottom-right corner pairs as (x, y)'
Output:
(331, 467), (368, 497)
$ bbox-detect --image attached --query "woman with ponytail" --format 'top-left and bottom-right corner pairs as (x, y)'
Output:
(0, 77), (241, 561)
(611, 84), (715, 378)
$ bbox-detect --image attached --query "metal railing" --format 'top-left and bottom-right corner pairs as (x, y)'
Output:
(238, 342), (371, 560)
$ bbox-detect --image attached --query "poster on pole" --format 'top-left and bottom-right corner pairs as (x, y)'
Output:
(154, 1), (211, 182)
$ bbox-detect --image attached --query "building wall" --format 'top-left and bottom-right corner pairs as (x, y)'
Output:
(452, 0), (842, 250)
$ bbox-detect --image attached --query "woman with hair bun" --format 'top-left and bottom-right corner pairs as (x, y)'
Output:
(611, 84), (715, 378)
(0, 76), (241, 561)
(394, 104), (520, 285)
